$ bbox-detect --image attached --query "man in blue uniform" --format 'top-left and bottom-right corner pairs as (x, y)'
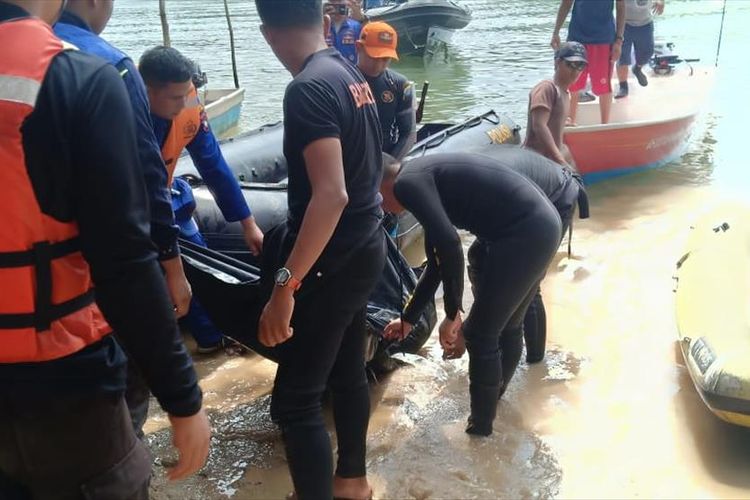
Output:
(139, 46), (264, 353)
(55, 0), (193, 320)
(325, 0), (363, 64)
(356, 21), (416, 159)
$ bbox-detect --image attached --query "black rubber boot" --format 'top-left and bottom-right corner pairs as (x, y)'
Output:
(466, 383), (500, 436)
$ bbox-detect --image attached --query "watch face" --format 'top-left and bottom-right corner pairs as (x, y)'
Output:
(274, 268), (291, 286)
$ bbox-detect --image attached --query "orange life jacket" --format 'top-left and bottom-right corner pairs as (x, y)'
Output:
(0, 17), (111, 363)
(160, 84), (203, 184)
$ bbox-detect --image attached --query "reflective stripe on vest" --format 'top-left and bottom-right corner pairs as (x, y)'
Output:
(161, 84), (203, 184)
(0, 17), (111, 363)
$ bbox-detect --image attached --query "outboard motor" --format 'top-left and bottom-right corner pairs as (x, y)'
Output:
(650, 41), (699, 75)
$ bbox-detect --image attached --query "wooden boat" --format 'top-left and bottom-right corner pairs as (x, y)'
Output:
(203, 87), (245, 139)
(564, 64), (713, 183)
(674, 201), (750, 427)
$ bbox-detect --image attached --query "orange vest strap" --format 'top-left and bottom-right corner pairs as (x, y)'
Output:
(0, 289), (95, 330)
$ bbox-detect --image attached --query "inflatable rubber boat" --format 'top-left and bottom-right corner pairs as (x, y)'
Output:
(366, 0), (472, 56)
(674, 202), (750, 427)
(176, 110), (521, 261)
(180, 229), (437, 367)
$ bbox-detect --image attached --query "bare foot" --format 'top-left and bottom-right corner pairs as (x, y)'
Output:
(565, 117), (578, 127)
(333, 476), (372, 500)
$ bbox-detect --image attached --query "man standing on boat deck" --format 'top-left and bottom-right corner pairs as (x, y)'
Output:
(615, 0), (665, 99)
(325, 0), (364, 64)
(381, 152), (562, 436)
(524, 41), (587, 167)
(139, 45), (264, 356)
(551, 0), (625, 125)
(357, 21), (417, 159)
(0, 0), (209, 496)
(255, 0), (386, 498)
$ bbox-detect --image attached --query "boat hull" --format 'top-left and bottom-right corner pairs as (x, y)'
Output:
(563, 66), (713, 183)
(368, 0), (471, 55)
(674, 201), (750, 428)
(204, 87), (245, 139)
(564, 114), (696, 183)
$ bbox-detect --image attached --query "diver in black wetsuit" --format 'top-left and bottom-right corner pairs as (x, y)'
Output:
(469, 145), (590, 364)
(381, 152), (562, 436)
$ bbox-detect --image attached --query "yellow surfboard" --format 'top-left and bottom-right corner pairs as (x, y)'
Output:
(674, 202), (750, 427)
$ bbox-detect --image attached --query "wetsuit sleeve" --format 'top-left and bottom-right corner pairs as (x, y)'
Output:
(394, 172), (464, 320)
(284, 79), (341, 149)
(391, 78), (417, 159)
(402, 236), (442, 325)
(186, 112), (251, 222)
(117, 58), (180, 260)
(71, 64), (201, 417)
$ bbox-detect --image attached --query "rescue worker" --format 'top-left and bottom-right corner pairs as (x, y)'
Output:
(325, 0), (363, 64)
(381, 152), (561, 437)
(0, 1), (210, 497)
(256, 0), (386, 498)
(138, 45), (264, 354)
(356, 21), (416, 159)
(469, 145), (590, 365)
(54, 0), (193, 323)
(54, 0), (199, 439)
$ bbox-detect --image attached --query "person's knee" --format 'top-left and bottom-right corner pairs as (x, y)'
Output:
(270, 385), (326, 425)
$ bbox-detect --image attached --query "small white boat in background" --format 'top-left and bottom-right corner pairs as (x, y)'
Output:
(203, 87), (245, 139)
(564, 52), (714, 183)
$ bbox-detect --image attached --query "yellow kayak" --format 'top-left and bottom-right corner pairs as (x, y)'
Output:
(674, 202), (750, 427)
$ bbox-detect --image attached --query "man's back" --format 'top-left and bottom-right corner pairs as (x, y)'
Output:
(395, 152), (555, 240)
(569, 0), (616, 44)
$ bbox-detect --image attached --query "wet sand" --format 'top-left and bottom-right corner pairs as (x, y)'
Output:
(147, 145), (750, 498)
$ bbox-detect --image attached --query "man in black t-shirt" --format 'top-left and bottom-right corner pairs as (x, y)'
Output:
(254, 2), (385, 499)
(356, 21), (416, 159)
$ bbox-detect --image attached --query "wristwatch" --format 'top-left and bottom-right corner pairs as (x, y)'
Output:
(615, 35), (624, 42)
(274, 267), (302, 291)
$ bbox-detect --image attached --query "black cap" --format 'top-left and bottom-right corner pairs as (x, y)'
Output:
(556, 42), (588, 64)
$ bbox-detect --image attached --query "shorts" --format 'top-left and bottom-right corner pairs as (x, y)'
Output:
(619, 22), (655, 67)
(569, 43), (614, 96)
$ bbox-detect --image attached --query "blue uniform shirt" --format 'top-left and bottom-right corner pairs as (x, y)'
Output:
(152, 112), (251, 224)
(326, 18), (362, 65)
(568, 0), (616, 45)
(54, 12), (180, 260)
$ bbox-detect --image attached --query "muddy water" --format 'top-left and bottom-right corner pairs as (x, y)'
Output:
(146, 173), (750, 499)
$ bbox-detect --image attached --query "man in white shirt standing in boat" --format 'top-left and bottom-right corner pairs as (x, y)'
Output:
(615, 0), (665, 99)
(524, 42), (587, 168)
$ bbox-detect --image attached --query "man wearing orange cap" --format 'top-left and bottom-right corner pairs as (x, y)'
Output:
(357, 21), (416, 159)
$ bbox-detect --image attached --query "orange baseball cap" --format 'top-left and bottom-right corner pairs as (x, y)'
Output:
(360, 22), (399, 60)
